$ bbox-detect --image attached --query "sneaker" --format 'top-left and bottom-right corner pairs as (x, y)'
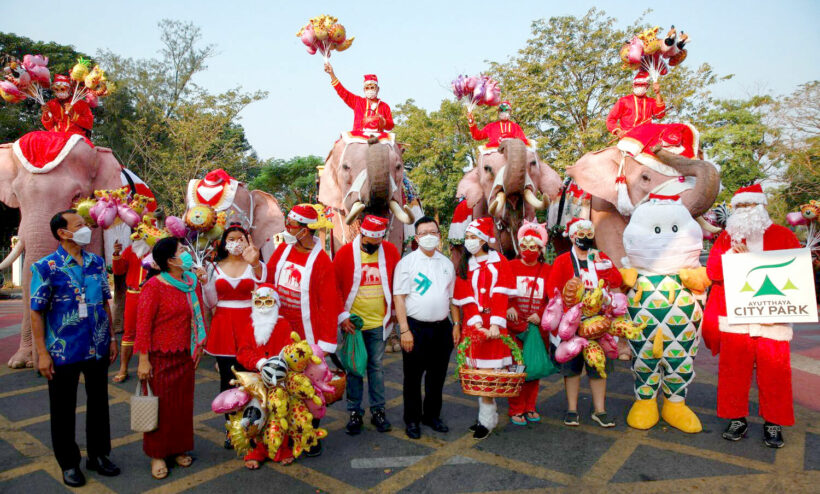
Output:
(472, 424), (490, 440)
(763, 422), (784, 448)
(468, 421), (480, 432)
(371, 409), (392, 433)
(304, 439), (323, 457)
(591, 412), (615, 428)
(346, 411), (363, 435)
(563, 411), (580, 427)
(721, 417), (748, 441)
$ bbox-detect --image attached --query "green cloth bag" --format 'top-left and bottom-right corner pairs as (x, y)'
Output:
(338, 314), (366, 378)
(519, 322), (557, 381)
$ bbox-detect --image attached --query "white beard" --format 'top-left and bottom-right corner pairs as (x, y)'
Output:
(54, 90), (70, 100)
(498, 112), (510, 121)
(251, 307), (279, 346)
(726, 204), (772, 241)
(132, 239), (151, 258)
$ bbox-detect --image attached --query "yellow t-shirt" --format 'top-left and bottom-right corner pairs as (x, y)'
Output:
(351, 251), (386, 330)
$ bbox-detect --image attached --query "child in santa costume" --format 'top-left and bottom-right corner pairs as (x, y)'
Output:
(334, 215), (400, 435)
(545, 218), (622, 428)
(111, 238), (152, 383)
(203, 223), (265, 448)
(453, 217), (516, 439)
(234, 284), (296, 468)
(703, 184), (802, 448)
(506, 221), (552, 426)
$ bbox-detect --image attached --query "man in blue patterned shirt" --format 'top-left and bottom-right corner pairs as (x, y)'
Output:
(30, 210), (120, 487)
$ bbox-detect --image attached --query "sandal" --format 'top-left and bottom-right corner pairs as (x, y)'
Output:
(280, 456), (295, 466)
(525, 411), (541, 423)
(510, 414), (527, 426)
(174, 455), (193, 468)
(112, 372), (129, 383)
(151, 459), (168, 480)
(244, 459), (261, 470)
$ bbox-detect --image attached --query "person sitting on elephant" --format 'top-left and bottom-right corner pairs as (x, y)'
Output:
(606, 71), (665, 139)
(324, 62), (394, 138)
(545, 218), (622, 428)
(41, 75), (94, 137)
(467, 101), (530, 148)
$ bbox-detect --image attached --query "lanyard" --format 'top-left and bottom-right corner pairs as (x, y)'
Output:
(61, 252), (87, 300)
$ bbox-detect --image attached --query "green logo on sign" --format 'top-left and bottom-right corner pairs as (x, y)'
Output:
(739, 257), (797, 297)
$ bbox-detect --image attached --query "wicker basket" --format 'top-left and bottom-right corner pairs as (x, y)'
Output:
(323, 369), (346, 405)
(457, 336), (526, 398)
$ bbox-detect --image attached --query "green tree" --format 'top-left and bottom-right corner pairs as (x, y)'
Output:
(249, 156), (322, 210)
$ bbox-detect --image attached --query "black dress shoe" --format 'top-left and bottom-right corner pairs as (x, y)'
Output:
(346, 411), (363, 435)
(422, 417), (449, 433)
(62, 467), (86, 488)
(472, 424), (490, 440)
(405, 422), (421, 439)
(87, 455), (121, 477)
(763, 422), (784, 448)
(371, 409), (392, 433)
(722, 417), (748, 441)
(304, 439), (323, 457)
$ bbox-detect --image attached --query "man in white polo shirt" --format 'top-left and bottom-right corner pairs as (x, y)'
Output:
(394, 216), (460, 439)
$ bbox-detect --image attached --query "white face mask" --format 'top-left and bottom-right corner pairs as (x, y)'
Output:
(498, 111), (510, 120)
(364, 88), (378, 99)
(225, 240), (245, 256)
(464, 238), (482, 255)
(282, 231), (298, 245)
(69, 226), (92, 246)
(633, 86), (648, 97)
(417, 234), (439, 252)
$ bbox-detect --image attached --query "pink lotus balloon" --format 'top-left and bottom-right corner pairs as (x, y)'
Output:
(541, 289), (564, 332)
(464, 76), (479, 93)
(14, 71), (31, 89)
(609, 292), (628, 317)
(97, 201), (118, 229)
(628, 37), (644, 64)
(0, 81), (25, 102)
(141, 253), (157, 270)
(305, 384), (327, 419)
(88, 200), (105, 224)
(557, 303), (582, 341)
(554, 336), (589, 363)
(305, 343), (334, 393)
(300, 23), (316, 47)
(211, 387), (251, 414)
(85, 92), (99, 108)
(165, 215), (188, 238)
(598, 333), (620, 360)
(786, 211), (809, 227)
(117, 204), (141, 228)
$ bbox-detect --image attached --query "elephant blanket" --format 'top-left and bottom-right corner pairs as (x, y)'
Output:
(617, 122), (699, 175)
(12, 131), (92, 174)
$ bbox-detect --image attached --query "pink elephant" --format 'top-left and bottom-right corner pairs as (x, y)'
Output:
(566, 147), (720, 266)
(456, 138), (562, 259)
(318, 137), (417, 253)
(0, 133), (123, 368)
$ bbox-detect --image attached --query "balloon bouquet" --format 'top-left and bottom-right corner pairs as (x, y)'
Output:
(67, 57), (114, 108)
(1, 54), (51, 104)
(787, 200), (820, 255)
(74, 188), (155, 230)
(163, 206), (229, 268)
(542, 278), (646, 378)
(451, 74), (502, 112)
(211, 332), (332, 460)
(619, 26), (690, 82)
(297, 14), (354, 63)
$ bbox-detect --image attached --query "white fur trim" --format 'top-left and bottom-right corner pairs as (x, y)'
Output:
(287, 210), (317, 225)
(468, 357), (513, 369)
(490, 287), (517, 296)
(568, 219), (593, 238)
(731, 192), (767, 207)
(342, 236), (393, 338)
(466, 225), (491, 243)
(490, 316), (507, 327)
(718, 316), (792, 341)
(14, 134), (84, 174)
(466, 315), (483, 327)
(318, 340), (337, 354)
(360, 228), (386, 238)
(274, 238), (323, 346)
(477, 399), (498, 430)
(452, 296), (477, 307)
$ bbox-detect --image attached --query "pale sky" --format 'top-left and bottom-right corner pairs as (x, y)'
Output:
(4, 0), (819, 160)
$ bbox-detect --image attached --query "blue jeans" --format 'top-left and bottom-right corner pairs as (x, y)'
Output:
(346, 327), (386, 414)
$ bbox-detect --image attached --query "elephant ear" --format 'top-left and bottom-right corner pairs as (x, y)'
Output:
(0, 144), (20, 208)
(456, 167), (483, 209)
(91, 147), (124, 193)
(318, 141), (344, 209)
(537, 161), (563, 200)
(566, 147), (621, 205)
(250, 189), (285, 261)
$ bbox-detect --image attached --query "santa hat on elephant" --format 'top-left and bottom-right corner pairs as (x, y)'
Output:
(563, 217), (593, 238)
(517, 220), (548, 247)
(360, 215), (388, 238)
(730, 183), (767, 208)
(447, 198), (473, 244)
(465, 216), (495, 244)
(203, 168), (233, 186)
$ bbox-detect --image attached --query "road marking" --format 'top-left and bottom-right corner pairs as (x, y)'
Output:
(351, 455), (478, 469)
(792, 353), (820, 376)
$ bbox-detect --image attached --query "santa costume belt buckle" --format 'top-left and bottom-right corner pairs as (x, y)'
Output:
(126, 287), (141, 294)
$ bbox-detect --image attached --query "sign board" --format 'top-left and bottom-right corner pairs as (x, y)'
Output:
(723, 248), (818, 324)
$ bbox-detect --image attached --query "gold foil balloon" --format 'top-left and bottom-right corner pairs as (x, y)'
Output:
(184, 205), (217, 232)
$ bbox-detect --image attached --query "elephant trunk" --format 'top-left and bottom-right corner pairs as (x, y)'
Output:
(0, 237), (24, 270)
(654, 147), (721, 217)
(366, 139), (390, 209)
(501, 139), (527, 195)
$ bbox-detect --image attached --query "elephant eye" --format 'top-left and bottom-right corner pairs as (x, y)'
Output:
(654, 226), (661, 234)
(484, 166), (493, 174)
(529, 160), (537, 167)
(641, 173), (650, 182)
(672, 225), (678, 232)
(341, 164), (350, 171)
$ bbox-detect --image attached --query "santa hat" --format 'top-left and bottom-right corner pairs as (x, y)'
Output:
(465, 217), (495, 244)
(52, 74), (70, 88)
(517, 220), (548, 247)
(731, 184), (767, 207)
(288, 203), (319, 225)
(447, 199), (472, 243)
(360, 215), (388, 238)
(363, 74), (379, 87)
(253, 283), (280, 304)
(633, 71), (650, 86)
(203, 168), (232, 186)
(564, 217), (593, 238)
(499, 101), (512, 112)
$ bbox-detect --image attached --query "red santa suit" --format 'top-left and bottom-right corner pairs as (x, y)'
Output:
(331, 74), (394, 138)
(606, 73), (666, 136)
(203, 264), (266, 357)
(41, 99), (93, 136)
(703, 186), (802, 426)
(546, 249), (622, 297)
(469, 120), (530, 148)
(111, 243), (150, 346)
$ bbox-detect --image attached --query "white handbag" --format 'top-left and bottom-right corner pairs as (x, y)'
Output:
(130, 381), (159, 432)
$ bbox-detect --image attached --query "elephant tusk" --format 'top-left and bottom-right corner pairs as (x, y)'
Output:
(488, 191), (506, 216)
(403, 204), (416, 224)
(0, 238), (24, 271)
(523, 188), (547, 209)
(390, 200), (413, 224)
(696, 215), (722, 234)
(345, 201), (365, 225)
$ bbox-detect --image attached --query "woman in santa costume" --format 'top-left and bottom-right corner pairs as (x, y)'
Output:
(506, 221), (552, 426)
(703, 184), (802, 448)
(545, 218), (622, 428)
(453, 217), (516, 439)
(234, 284), (296, 468)
(111, 238), (152, 383)
(203, 223), (265, 448)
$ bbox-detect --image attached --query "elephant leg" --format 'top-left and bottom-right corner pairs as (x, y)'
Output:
(9, 292), (34, 368)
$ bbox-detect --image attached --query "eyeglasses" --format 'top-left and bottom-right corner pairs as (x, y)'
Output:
(574, 230), (594, 239)
(417, 231), (440, 237)
(519, 243), (540, 251)
(253, 298), (276, 308)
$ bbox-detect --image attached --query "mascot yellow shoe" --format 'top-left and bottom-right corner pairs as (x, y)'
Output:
(627, 399), (659, 430)
(661, 398), (702, 433)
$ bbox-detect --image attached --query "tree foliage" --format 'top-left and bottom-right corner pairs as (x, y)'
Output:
(249, 155), (322, 210)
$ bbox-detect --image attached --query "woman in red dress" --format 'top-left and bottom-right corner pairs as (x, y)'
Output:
(453, 218), (516, 440)
(135, 237), (208, 480)
(203, 224), (264, 448)
(506, 221), (552, 425)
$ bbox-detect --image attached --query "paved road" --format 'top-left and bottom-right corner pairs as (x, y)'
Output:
(0, 299), (818, 493)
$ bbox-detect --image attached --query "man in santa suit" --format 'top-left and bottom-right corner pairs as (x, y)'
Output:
(545, 218), (622, 428)
(703, 184), (802, 448)
(334, 215), (400, 435)
(606, 71), (666, 138)
(324, 62), (394, 138)
(234, 284), (295, 468)
(467, 101), (530, 148)
(41, 75), (94, 136)
(110, 238), (152, 383)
